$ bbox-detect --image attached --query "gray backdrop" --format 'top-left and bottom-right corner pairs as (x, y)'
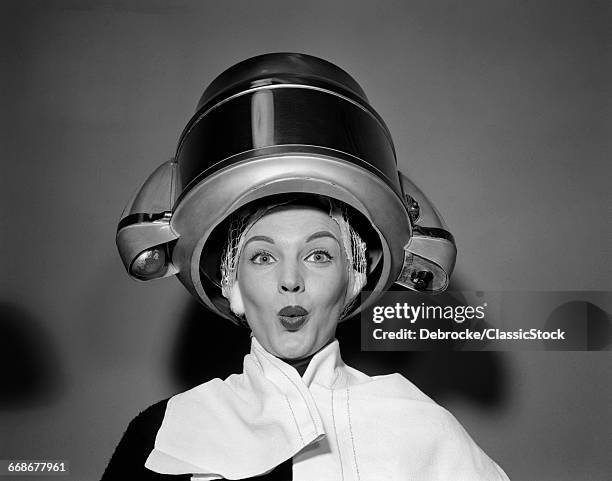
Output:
(1, 1), (610, 480)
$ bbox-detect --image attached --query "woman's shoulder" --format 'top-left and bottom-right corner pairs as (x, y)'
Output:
(346, 367), (436, 402)
(101, 398), (190, 481)
(351, 371), (476, 429)
(345, 372), (510, 479)
(128, 398), (170, 433)
(114, 398), (172, 450)
(346, 370), (478, 438)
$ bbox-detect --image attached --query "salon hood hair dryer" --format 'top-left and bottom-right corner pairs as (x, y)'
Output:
(116, 53), (457, 323)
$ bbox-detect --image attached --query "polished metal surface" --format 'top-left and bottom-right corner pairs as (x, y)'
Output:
(115, 53), (457, 323)
(177, 82), (399, 201)
(171, 152), (407, 320)
(131, 247), (167, 280)
(194, 52), (369, 113)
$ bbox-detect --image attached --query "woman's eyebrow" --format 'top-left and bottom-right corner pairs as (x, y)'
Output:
(305, 231), (340, 244)
(243, 235), (275, 248)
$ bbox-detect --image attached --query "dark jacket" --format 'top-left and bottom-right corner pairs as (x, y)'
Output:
(101, 399), (292, 481)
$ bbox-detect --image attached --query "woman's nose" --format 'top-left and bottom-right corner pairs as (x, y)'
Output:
(278, 262), (304, 294)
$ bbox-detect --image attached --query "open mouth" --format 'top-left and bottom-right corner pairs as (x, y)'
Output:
(278, 305), (309, 331)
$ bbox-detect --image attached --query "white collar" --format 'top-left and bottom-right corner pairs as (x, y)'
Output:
(251, 336), (347, 389)
(145, 336), (351, 479)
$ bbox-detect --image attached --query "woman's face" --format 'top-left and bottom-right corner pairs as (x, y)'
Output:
(234, 205), (349, 359)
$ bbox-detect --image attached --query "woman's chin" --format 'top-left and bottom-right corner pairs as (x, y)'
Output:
(273, 334), (315, 360)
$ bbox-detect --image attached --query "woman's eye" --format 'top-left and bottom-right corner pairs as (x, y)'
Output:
(305, 250), (333, 263)
(250, 252), (277, 265)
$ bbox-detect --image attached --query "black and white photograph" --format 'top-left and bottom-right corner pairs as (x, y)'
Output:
(2, 1), (610, 480)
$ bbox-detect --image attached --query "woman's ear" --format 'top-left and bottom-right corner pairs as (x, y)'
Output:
(229, 281), (246, 316)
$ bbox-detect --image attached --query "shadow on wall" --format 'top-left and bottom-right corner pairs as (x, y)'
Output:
(544, 300), (612, 351)
(0, 302), (66, 410)
(337, 283), (508, 409)
(170, 302), (251, 391)
(170, 277), (508, 410)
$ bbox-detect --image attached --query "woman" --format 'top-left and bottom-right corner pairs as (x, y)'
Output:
(106, 53), (509, 480)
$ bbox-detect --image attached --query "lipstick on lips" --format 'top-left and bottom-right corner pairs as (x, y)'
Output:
(278, 305), (309, 331)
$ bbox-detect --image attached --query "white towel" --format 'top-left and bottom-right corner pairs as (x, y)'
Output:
(146, 337), (509, 481)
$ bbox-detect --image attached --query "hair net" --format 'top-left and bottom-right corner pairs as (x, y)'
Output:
(220, 197), (367, 319)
